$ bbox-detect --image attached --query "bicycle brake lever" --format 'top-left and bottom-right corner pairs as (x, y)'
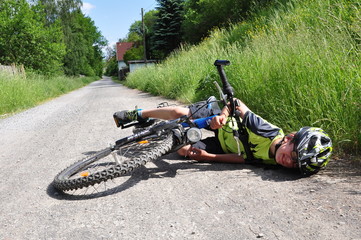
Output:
(213, 81), (227, 106)
(179, 115), (197, 128)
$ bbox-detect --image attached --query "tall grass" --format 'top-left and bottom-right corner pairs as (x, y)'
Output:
(0, 72), (98, 116)
(125, 0), (360, 154)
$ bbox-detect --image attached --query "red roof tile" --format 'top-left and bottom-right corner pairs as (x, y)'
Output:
(116, 42), (134, 61)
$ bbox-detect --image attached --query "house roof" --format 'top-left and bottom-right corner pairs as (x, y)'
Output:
(116, 42), (133, 61)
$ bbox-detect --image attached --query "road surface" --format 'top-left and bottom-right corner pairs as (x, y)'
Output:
(0, 77), (360, 239)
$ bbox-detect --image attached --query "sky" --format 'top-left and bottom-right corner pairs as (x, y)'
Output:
(81, 0), (157, 48)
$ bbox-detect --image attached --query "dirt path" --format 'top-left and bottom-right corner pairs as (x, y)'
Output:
(0, 77), (360, 239)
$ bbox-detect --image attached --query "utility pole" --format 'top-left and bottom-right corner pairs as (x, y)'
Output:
(141, 8), (147, 61)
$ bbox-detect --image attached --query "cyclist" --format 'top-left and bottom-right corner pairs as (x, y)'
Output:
(113, 97), (333, 176)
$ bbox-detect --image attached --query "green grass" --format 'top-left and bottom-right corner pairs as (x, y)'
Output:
(0, 71), (98, 116)
(125, 0), (360, 155)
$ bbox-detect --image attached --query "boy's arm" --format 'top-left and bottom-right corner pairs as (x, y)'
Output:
(210, 98), (250, 129)
(187, 147), (245, 163)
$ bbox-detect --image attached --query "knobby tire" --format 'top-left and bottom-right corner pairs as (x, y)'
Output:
(53, 132), (174, 191)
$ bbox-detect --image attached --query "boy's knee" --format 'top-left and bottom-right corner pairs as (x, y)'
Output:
(172, 107), (189, 119)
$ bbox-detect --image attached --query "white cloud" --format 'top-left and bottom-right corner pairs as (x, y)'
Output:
(81, 2), (95, 15)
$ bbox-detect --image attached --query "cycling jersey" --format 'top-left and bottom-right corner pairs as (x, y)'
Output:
(217, 111), (284, 164)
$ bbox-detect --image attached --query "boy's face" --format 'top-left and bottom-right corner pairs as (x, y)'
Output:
(275, 136), (298, 168)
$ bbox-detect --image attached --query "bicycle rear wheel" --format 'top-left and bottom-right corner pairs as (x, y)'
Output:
(53, 132), (174, 192)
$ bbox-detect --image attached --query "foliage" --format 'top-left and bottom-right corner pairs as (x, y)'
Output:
(62, 10), (106, 77)
(103, 44), (119, 77)
(119, 10), (159, 61)
(35, 0), (83, 24)
(105, 9), (159, 71)
(0, 0), (106, 77)
(0, 0), (65, 75)
(125, 0), (361, 154)
(128, 21), (143, 37)
(124, 46), (145, 63)
(151, 0), (184, 59)
(182, 0), (246, 43)
(123, 0), (272, 57)
(0, 71), (98, 115)
(124, 21), (145, 60)
(143, 10), (159, 60)
(104, 56), (118, 77)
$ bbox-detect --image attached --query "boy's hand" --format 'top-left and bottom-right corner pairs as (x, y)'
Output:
(210, 114), (227, 129)
(187, 146), (209, 161)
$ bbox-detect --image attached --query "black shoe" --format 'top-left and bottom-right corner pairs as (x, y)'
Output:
(113, 109), (141, 128)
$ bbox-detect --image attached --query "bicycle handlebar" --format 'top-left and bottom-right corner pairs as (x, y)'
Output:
(214, 60), (237, 116)
(214, 60), (248, 157)
(214, 60), (234, 100)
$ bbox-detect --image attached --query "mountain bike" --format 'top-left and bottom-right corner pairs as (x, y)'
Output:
(53, 60), (241, 193)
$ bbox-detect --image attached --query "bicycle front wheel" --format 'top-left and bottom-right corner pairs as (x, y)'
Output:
(53, 132), (174, 192)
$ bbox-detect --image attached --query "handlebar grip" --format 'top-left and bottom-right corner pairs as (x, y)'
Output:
(214, 60), (230, 66)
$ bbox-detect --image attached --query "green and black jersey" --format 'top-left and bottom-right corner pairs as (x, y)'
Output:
(217, 111), (284, 164)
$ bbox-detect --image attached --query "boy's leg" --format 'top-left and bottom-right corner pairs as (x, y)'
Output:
(113, 96), (220, 127)
(141, 107), (190, 120)
(113, 106), (190, 127)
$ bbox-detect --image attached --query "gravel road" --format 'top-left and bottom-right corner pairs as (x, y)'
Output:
(0, 77), (360, 240)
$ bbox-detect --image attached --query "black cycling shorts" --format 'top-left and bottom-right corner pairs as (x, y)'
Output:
(186, 96), (224, 154)
(187, 96), (221, 119)
(192, 135), (225, 154)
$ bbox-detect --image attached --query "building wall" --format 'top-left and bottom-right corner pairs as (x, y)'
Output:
(118, 61), (127, 70)
(128, 61), (157, 72)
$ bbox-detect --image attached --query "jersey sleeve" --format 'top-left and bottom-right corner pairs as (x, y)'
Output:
(243, 111), (282, 140)
(243, 111), (284, 163)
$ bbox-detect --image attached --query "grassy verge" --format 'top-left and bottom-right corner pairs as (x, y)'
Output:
(125, 0), (360, 155)
(0, 71), (98, 117)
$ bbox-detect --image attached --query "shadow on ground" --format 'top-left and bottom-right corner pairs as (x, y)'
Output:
(47, 152), (303, 201)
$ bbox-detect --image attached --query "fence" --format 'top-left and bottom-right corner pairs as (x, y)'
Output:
(0, 64), (25, 76)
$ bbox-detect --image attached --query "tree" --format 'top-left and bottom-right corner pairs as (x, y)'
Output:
(123, 46), (145, 63)
(35, 0), (82, 24)
(104, 56), (118, 77)
(143, 10), (158, 59)
(33, 0), (106, 76)
(127, 21), (143, 44)
(62, 10), (107, 76)
(122, 10), (159, 61)
(104, 44), (119, 77)
(0, 0), (65, 74)
(151, 0), (184, 59)
(182, 0), (269, 44)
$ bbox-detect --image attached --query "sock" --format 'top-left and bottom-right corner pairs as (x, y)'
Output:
(137, 109), (144, 120)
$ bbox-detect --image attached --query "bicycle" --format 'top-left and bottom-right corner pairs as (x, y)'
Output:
(53, 60), (242, 193)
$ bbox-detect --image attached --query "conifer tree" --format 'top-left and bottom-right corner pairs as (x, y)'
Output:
(151, 0), (184, 59)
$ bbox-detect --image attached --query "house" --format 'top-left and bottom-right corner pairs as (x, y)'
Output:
(115, 42), (133, 80)
(116, 42), (157, 80)
(116, 42), (133, 70)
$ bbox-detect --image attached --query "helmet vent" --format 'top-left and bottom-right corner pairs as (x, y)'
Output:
(307, 136), (318, 152)
(317, 148), (330, 158)
(321, 136), (331, 145)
